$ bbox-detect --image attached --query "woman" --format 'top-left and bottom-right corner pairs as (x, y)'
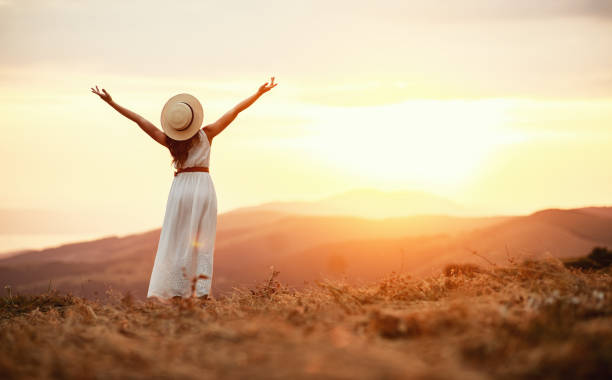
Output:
(91, 77), (278, 302)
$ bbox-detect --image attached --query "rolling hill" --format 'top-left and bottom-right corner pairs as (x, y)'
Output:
(273, 208), (612, 286)
(1, 205), (611, 300)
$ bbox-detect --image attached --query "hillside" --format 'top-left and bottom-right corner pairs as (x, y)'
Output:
(0, 211), (507, 298)
(271, 208), (612, 286)
(1, 207), (611, 300)
(1, 259), (610, 379)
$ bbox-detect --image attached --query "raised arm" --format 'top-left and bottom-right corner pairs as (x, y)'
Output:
(204, 76), (278, 140)
(90, 85), (168, 148)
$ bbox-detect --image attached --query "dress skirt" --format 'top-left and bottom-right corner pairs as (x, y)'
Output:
(147, 171), (217, 299)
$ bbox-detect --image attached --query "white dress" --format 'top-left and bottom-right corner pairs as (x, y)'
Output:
(147, 129), (217, 299)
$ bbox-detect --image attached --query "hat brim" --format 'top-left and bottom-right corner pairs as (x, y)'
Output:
(160, 93), (204, 141)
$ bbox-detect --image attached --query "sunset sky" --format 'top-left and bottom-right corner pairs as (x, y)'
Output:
(1, 0), (612, 239)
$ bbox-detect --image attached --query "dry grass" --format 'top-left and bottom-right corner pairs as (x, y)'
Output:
(1, 258), (611, 380)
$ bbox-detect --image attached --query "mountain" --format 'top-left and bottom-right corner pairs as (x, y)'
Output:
(579, 206), (612, 220)
(273, 208), (612, 285)
(0, 208), (507, 298)
(230, 188), (471, 218)
(0, 189), (468, 241)
(1, 196), (611, 301)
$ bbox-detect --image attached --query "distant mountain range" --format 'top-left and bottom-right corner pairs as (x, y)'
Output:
(227, 188), (473, 218)
(0, 189), (472, 237)
(1, 189), (611, 300)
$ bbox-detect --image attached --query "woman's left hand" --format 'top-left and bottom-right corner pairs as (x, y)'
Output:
(258, 76), (278, 95)
(91, 85), (113, 103)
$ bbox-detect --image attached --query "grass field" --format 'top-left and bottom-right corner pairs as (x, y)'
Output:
(1, 258), (611, 379)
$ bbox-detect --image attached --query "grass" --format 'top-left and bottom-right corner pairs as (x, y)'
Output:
(0, 257), (611, 379)
(564, 246), (612, 270)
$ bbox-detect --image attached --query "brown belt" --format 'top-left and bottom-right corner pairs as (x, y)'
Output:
(174, 166), (209, 176)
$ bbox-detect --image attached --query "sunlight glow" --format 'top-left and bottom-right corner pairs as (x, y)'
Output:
(270, 99), (529, 188)
(2, 0), (612, 240)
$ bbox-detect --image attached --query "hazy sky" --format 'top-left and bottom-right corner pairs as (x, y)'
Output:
(1, 0), (612, 235)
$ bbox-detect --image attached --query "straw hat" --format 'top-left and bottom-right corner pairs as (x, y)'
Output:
(160, 93), (204, 141)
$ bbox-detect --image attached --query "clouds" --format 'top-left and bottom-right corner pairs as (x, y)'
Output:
(559, 0), (612, 19)
(363, 0), (612, 22)
(0, 0), (611, 99)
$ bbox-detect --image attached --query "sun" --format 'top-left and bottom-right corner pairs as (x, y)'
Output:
(292, 99), (527, 189)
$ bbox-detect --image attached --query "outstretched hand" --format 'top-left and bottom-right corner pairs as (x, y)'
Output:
(257, 76), (278, 95)
(90, 85), (113, 103)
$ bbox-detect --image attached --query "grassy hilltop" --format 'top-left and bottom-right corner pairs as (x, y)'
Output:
(1, 258), (611, 380)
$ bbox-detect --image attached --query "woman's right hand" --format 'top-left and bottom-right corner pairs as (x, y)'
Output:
(90, 85), (113, 103)
(257, 76), (278, 95)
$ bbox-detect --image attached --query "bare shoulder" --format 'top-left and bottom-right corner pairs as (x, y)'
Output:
(201, 125), (215, 145)
(155, 130), (169, 148)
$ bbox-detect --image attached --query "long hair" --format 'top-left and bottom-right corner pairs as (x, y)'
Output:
(166, 132), (201, 168)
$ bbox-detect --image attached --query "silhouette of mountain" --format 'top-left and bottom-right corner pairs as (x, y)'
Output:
(230, 188), (471, 218)
(0, 209), (505, 298)
(1, 198), (611, 300)
(272, 208), (612, 285)
(0, 189), (467, 242)
(579, 206), (612, 220)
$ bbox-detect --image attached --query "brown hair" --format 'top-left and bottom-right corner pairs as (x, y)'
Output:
(166, 132), (201, 168)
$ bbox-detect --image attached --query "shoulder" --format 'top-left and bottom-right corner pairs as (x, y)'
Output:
(201, 126), (214, 145)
